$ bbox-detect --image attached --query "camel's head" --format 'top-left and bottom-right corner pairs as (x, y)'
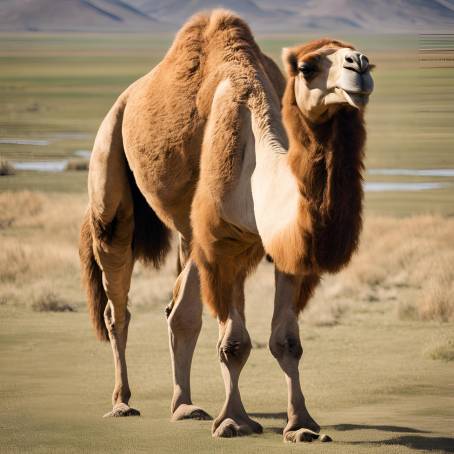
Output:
(282, 39), (374, 122)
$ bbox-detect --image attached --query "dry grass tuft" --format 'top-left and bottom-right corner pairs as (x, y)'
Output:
(397, 301), (419, 321)
(304, 215), (454, 323)
(32, 291), (76, 312)
(0, 191), (86, 308)
(65, 159), (89, 171)
(0, 191), (45, 229)
(0, 159), (15, 176)
(424, 335), (454, 361)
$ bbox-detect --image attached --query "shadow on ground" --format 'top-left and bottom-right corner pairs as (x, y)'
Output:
(345, 435), (454, 452)
(250, 412), (287, 420)
(326, 424), (453, 452)
(329, 423), (429, 434)
(256, 419), (454, 452)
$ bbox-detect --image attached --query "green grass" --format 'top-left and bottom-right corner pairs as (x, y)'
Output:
(1, 32), (454, 215)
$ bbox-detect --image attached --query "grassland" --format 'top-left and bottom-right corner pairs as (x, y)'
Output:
(1, 32), (454, 213)
(1, 191), (454, 453)
(0, 32), (453, 453)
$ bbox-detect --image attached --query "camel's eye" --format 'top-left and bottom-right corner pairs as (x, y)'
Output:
(298, 62), (317, 79)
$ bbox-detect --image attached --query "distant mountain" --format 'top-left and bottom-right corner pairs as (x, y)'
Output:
(0, 0), (164, 32)
(1, 0), (454, 32)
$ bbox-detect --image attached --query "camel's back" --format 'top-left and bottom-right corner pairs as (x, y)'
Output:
(121, 10), (284, 234)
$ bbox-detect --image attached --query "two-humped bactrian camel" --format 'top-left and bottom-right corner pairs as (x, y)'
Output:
(79, 10), (374, 442)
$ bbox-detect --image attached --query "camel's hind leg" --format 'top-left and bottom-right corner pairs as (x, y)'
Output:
(269, 270), (321, 442)
(93, 207), (139, 418)
(87, 96), (139, 416)
(167, 237), (212, 421)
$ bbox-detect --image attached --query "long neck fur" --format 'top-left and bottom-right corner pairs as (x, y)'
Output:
(281, 78), (366, 274)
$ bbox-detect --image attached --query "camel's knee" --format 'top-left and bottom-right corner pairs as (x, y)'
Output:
(168, 302), (202, 338)
(218, 330), (252, 367)
(104, 303), (130, 336)
(269, 334), (303, 362)
(167, 261), (202, 337)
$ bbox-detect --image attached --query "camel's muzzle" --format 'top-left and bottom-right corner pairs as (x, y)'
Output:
(336, 52), (374, 108)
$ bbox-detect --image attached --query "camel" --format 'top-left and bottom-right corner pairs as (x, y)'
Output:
(79, 10), (374, 442)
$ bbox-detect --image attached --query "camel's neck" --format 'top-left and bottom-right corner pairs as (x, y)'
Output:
(281, 80), (366, 273)
(251, 79), (365, 275)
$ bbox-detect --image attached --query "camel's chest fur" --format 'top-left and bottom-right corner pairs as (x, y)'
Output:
(288, 107), (366, 274)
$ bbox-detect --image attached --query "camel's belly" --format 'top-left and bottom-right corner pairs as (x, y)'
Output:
(125, 148), (199, 239)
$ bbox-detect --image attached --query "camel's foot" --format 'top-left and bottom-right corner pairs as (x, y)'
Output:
(284, 429), (332, 443)
(103, 403), (140, 418)
(171, 404), (212, 421)
(283, 412), (326, 443)
(284, 428), (319, 443)
(212, 416), (263, 438)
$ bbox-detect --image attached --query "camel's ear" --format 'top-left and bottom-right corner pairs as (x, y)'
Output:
(282, 47), (298, 77)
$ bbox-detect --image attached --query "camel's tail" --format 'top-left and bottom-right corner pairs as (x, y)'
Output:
(79, 211), (109, 342)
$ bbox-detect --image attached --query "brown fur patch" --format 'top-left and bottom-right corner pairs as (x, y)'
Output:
(86, 10), (285, 323)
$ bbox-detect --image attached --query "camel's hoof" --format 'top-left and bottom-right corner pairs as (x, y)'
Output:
(284, 428), (332, 443)
(171, 404), (212, 421)
(103, 403), (141, 418)
(284, 428), (319, 443)
(212, 417), (262, 438)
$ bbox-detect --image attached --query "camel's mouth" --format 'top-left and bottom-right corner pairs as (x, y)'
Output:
(342, 89), (371, 108)
(335, 67), (374, 109)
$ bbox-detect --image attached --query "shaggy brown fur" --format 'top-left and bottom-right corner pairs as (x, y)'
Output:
(121, 11), (284, 239)
(267, 40), (366, 281)
(119, 11), (285, 321)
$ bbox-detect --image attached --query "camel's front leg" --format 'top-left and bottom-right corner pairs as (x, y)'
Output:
(269, 270), (321, 442)
(167, 259), (211, 421)
(211, 281), (262, 438)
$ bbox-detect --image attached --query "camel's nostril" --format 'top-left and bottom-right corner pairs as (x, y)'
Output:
(345, 56), (354, 63)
